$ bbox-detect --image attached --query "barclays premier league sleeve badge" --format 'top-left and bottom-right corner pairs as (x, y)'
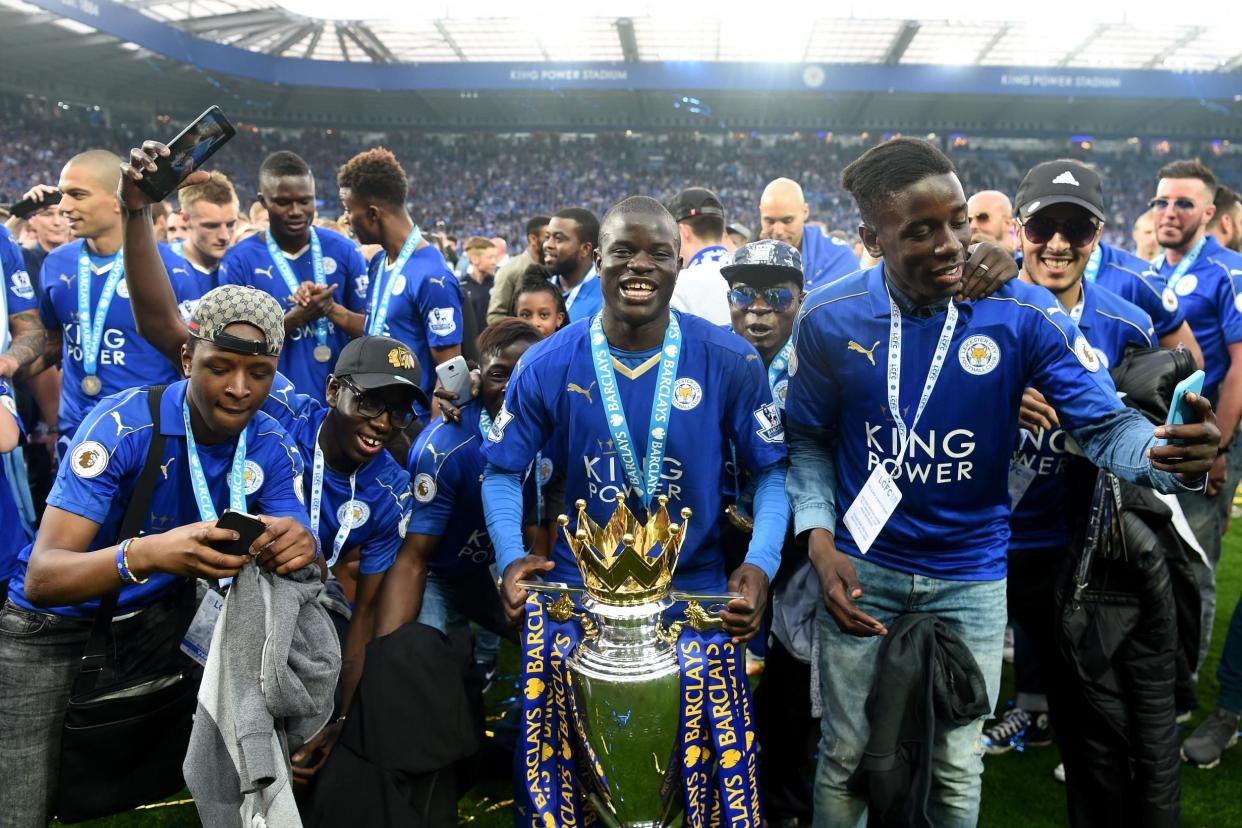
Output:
(753, 402), (784, 443)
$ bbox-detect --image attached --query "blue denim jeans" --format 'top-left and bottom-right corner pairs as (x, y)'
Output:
(813, 554), (1007, 828)
(416, 568), (514, 665)
(1178, 489), (1223, 671)
(0, 595), (189, 828)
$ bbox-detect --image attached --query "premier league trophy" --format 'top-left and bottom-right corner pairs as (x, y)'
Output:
(519, 493), (762, 828)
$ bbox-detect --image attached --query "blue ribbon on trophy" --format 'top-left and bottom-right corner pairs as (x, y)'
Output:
(517, 493), (763, 828)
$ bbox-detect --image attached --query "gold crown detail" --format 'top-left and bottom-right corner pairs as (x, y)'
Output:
(559, 493), (692, 606)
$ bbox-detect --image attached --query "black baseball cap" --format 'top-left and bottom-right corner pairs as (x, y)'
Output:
(334, 336), (430, 407)
(1015, 160), (1106, 222)
(665, 187), (725, 223)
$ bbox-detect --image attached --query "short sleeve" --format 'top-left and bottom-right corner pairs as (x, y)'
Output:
(416, 270), (464, 348)
(1025, 311), (1124, 431)
(480, 357), (552, 474)
(0, 378), (25, 439)
(786, 310), (842, 431)
(358, 471), (411, 575)
(46, 396), (146, 524)
(1129, 272), (1185, 338)
(724, 348), (787, 473)
(250, 422), (312, 529)
(344, 245), (371, 313)
(406, 446), (457, 538)
(1, 234), (37, 314)
(1216, 271), (1242, 346)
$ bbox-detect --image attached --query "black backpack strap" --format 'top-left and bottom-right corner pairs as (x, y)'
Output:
(74, 385), (169, 695)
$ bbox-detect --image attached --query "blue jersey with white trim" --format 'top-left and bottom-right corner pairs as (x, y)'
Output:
(483, 311), (786, 592)
(801, 224), (861, 291)
(0, 378), (29, 583)
(1008, 283), (1154, 551)
(407, 398), (544, 577)
(6, 380), (309, 617)
(363, 244), (463, 403)
(1092, 242), (1185, 339)
(0, 225), (38, 320)
(220, 229), (369, 403)
(39, 240), (200, 436)
(786, 263), (1128, 580)
(1152, 235), (1242, 399)
(261, 385), (410, 576)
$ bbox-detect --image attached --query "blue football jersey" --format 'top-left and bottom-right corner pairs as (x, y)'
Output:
(408, 398), (542, 577)
(1008, 283), (1155, 551)
(801, 224), (861, 291)
(483, 311), (787, 592)
(787, 264), (1130, 581)
(39, 240), (200, 436)
(0, 225), (38, 322)
(363, 244), (463, 403)
(220, 228), (369, 403)
(1091, 242), (1185, 339)
(1152, 235), (1242, 399)
(560, 268), (604, 324)
(7, 380), (309, 617)
(0, 378), (29, 583)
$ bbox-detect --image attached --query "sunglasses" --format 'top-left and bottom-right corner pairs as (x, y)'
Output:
(729, 285), (797, 312)
(337, 376), (416, 429)
(1019, 215), (1100, 247)
(1148, 197), (1198, 213)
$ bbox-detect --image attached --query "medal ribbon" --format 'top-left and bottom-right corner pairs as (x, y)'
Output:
(181, 397), (247, 521)
(170, 239), (184, 257)
(265, 228), (329, 353)
(1152, 235), (1207, 295)
(588, 312), (682, 511)
(520, 593), (584, 827)
(1082, 246), (1102, 284)
(767, 339), (793, 397)
(366, 226), (423, 335)
(310, 420), (358, 568)
(884, 281), (958, 471)
(77, 245), (126, 384)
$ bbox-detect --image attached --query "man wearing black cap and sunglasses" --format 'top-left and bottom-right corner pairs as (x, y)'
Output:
(983, 160), (1165, 767)
(667, 187), (732, 326)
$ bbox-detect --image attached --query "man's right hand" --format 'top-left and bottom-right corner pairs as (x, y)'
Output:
(119, 141), (209, 211)
(1018, 387), (1060, 433)
(807, 528), (887, 637)
(500, 554), (555, 625)
(127, 520), (249, 580)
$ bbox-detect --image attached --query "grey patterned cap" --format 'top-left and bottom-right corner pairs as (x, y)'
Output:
(721, 239), (804, 287)
(188, 285), (285, 357)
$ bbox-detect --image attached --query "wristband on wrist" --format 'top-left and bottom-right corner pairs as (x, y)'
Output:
(115, 537), (149, 585)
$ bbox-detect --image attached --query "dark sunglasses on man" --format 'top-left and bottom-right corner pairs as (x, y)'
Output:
(729, 285), (798, 312)
(1018, 214), (1100, 248)
(336, 376), (417, 428)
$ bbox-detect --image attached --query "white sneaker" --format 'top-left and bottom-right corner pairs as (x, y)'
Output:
(1053, 762), (1066, 783)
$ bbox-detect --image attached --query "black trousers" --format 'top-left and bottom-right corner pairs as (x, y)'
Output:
(755, 637), (817, 823)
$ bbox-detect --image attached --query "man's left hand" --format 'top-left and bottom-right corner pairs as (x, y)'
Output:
(720, 563), (769, 644)
(956, 242), (1018, 301)
(1150, 392), (1221, 480)
(252, 516), (320, 575)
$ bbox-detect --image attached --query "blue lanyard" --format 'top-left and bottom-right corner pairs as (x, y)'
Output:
(482, 407), (545, 521)
(768, 339), (793, 395)
(1083, 246), (1101, 283)
(170, 239), (184, 257)
(687, 245), (730, 268)
(265, 229), (328, 350)
(77, 246), (126, 381)
(1153, 236), (1207, 293)
(181, 397), (248, 521)
(367, 226), (423, 335)
(588, 312), (682, 510)
(310, 421), (357, 568)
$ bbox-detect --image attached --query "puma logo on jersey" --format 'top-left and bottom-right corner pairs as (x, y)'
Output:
(254, 266), (275, 279)
(59, 273), (75, 287)
(110, 411), (137, 437)
(567, 381), (597, 404)
(160, 456), (176, 479)
(847, 340), (881, 367)
(171, 267), (188, 275)
(429, 276), (447, 287)
(425, 443), (448, 466)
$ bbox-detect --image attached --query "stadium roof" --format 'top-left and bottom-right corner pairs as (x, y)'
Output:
(8, 0), (1242, 69)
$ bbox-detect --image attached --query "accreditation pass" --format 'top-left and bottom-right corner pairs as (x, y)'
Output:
(842, 464), (902, 554)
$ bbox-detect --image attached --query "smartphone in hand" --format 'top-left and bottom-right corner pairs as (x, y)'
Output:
(214, 509), (267, 557)
(1165, 369), (1205, 445)
(435, 355), (473, 402)
(135, 106), (236, 203)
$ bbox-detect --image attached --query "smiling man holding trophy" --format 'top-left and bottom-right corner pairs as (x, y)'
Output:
(482, 196), (790, 826)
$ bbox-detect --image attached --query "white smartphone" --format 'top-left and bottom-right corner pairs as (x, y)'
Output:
(435, 355), (472, 401)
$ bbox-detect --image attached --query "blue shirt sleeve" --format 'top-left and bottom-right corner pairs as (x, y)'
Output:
(785, 306), (844, 535)
(1215, 269), (1242, 346)
(746, 464), (788, 580)
(483, 463), (527, 574)
(46, 392), (147, 524)
(249, 418), (312, 529)
(416, 270), (464, 348)
(0, 378), (25, 440)
(480, 354), (552, 473)
(344, 245), (371, 313)
(407, 441), (458, 538)
(0, 231), (38, 315)
(724, 348), (788, 473)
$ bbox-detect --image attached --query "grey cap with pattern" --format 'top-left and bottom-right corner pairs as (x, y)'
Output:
(188, 285), (285, 357)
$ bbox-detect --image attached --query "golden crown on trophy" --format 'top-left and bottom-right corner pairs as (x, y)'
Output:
(559, 493), (693, 606)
